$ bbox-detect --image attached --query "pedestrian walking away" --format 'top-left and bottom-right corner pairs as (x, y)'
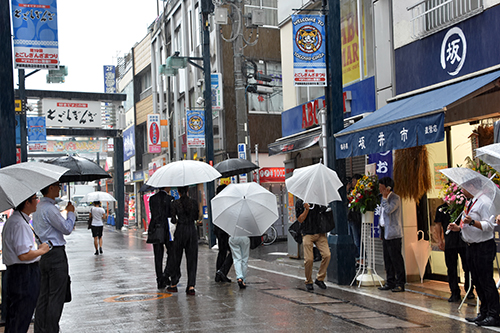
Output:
(347, 174), (362, 260)
(295, 198), (331, 291)
(377, 177), (406, 293)
(168, 186), (199, 295)
(214, 184), (232, 283)
(32, 182), (76, 333)
(2, 194), (50, 333)
(229, 236), (250, 289)
(89, 201), (106, 255)
(448, 182), (500, 327)
(147, 187), (175, 289)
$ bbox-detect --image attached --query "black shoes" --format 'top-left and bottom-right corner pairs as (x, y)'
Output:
(391, 286), (404, 292)
(99, 247), (103, 254)
(306, 283), (314, 291)
(166, 286), (178, 293)
(466, 313), (486, 323)
(186, 288), (195, 295)
(94, 250), (99, 255)
(237, 279), (246, 289)
(315, 279), (327, 289)
(448, 294), (461, 302)
(378, 285), (394, 291)
(476, 316), (500, 327)
(216, 270), (231, 283)
(466, 292), (475, 300)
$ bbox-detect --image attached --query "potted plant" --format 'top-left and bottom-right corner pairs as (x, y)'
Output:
(348, 174), (380, 215)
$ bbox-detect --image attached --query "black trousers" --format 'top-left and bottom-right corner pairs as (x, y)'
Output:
(466, 239), (500, 317)
(215, 228), (232, 275)
(170, 224), (198, 288)
(153, 242), (173, 285)
(382, 237), (406, 288)
(5, 262), (40, 333)
(35, 246), (68, 333)
(444, 245), (472, 296)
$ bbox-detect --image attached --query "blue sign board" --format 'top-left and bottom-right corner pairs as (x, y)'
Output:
(292, 15), (327, 86)
(104, 65), (116, 93)
(123, 126), (135, 161)
(15, 114), (20, 145)
(186, 110), (205, 147)
(27, 116), (47, 151)
(11, 0), (59, 69)
(368, 151), (394, 238)
(395, 5), (500, 94)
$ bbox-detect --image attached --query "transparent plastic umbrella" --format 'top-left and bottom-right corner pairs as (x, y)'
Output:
(285, 162), (343, 206)
(476, 143), (500, 169)
(411, 230), (431, 283)
(0, 162), (69, 212)
(440, 167), (500, 216)
(211, 182), (278, 237)
(146, 160), (221, 187)
(81, 191), (116, 203)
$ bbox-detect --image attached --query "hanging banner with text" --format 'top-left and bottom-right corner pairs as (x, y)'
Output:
(147, 114), (161, 153)
(11, 0), (59, 69)
(43, 99), (102, 128)
(27, 116), (47, 151)
(103, 65), (116, 93)
(186, 110), (205, 148)
(47, 140), (107, 153)
(292, 15), (326, 87)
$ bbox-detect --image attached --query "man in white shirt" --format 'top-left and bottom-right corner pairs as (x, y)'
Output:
(33, 182), (75, 333)
(2, 194), (50, 332)
(89, 201), (106, 255)
(448, 187), (500, 327)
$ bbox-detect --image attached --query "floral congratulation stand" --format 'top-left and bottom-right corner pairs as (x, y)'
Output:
(350, 211), (384, 287)
(347, 174), (384, 287)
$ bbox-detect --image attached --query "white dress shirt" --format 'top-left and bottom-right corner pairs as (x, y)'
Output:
(2, 211), (39, 266)
(461, 195), (495, 244)
(33, 197), (75, 247)
(90, 207), (106, 227)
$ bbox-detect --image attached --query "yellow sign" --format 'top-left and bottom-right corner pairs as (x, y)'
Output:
(15, 99), (22, 112)
(341, 1), (367, 85)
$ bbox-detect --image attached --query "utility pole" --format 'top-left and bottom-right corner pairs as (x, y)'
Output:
(202, 0), (216, 247)
(324, 0), (356, 285)
(0, 1), (16, 168)
(233, 0), (250, 161)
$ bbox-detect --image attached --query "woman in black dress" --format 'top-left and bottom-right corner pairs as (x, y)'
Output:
(167, 186), (199, 295)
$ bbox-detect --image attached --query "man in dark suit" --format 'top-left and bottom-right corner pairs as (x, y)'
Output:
(148, 187), (174, 289)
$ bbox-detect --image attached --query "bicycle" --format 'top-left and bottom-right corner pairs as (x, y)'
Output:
(262, 225), (277, 245)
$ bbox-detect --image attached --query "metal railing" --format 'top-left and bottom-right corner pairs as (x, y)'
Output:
(407, 0), (483, 39)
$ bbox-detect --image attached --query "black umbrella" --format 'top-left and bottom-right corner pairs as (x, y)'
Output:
(214, 158), (259, 178)
(46, 155), (111, 183)
(139, 183), (157, 193)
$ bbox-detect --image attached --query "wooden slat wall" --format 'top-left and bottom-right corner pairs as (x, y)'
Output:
(136, 95), (153, 125)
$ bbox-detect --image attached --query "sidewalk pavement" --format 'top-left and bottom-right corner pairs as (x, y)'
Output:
(5, 224), (499, 332)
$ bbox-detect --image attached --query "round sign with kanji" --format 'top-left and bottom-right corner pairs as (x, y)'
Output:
(149, 122), (159, 145)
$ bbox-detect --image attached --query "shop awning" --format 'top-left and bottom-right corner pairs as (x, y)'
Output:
(268, 128), (321, 156)
(335, 69), (500, 159)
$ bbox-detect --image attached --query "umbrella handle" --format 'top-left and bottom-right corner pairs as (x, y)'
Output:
(416, 230), (425, 241)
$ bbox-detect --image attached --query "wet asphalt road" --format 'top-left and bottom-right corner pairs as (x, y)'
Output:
(18, 224), (498, 332)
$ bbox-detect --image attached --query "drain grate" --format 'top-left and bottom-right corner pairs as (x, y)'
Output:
(104, 293), (172, 303)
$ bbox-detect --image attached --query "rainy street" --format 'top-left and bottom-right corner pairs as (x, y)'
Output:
(3, 223), (495, 333)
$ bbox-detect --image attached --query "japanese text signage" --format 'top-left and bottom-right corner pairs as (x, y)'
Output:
(43, 99), (101, 128)
(11, 0), (59, 69)
(186, 110), (205, 148)
(103, 66), (116, 93)
(47, 140), (107, 153)
(27, 116), (47, 151)
(336, 113), (445, 159)
(147, 114), (161, 153)
(292, 15), (326, 87)
(211, 73), (223, 110)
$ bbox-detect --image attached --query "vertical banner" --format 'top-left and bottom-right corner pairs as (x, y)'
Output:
(103, 65), (116, 93)
(186, 110), (205, 148)
(11, 0), (59, 69)
(123, 126), (136, 161)
(237, 143), (247, 183)
(147, 114), (161, 153)
(27, 116), (47, 151)
(341, 1), (367, 85)
(292, 15), (327, 86)
(211, 73), (223, 110)
(368, 151), (393, 238)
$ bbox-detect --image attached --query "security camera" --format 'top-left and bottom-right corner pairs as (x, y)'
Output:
(196, 97), (205, 106)
(197, 79), (204, 87)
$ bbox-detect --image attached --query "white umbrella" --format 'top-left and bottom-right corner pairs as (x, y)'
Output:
(146, 160), (221, 187)
(285, 162), (343, 206)
(0, 162), (69, 212)
(211, 182), (279, 237)
(440, 167), (500, 216)
(81, 191), (116, 203)
(411, 230), (431, 283)
(476, 143), (500, 169)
